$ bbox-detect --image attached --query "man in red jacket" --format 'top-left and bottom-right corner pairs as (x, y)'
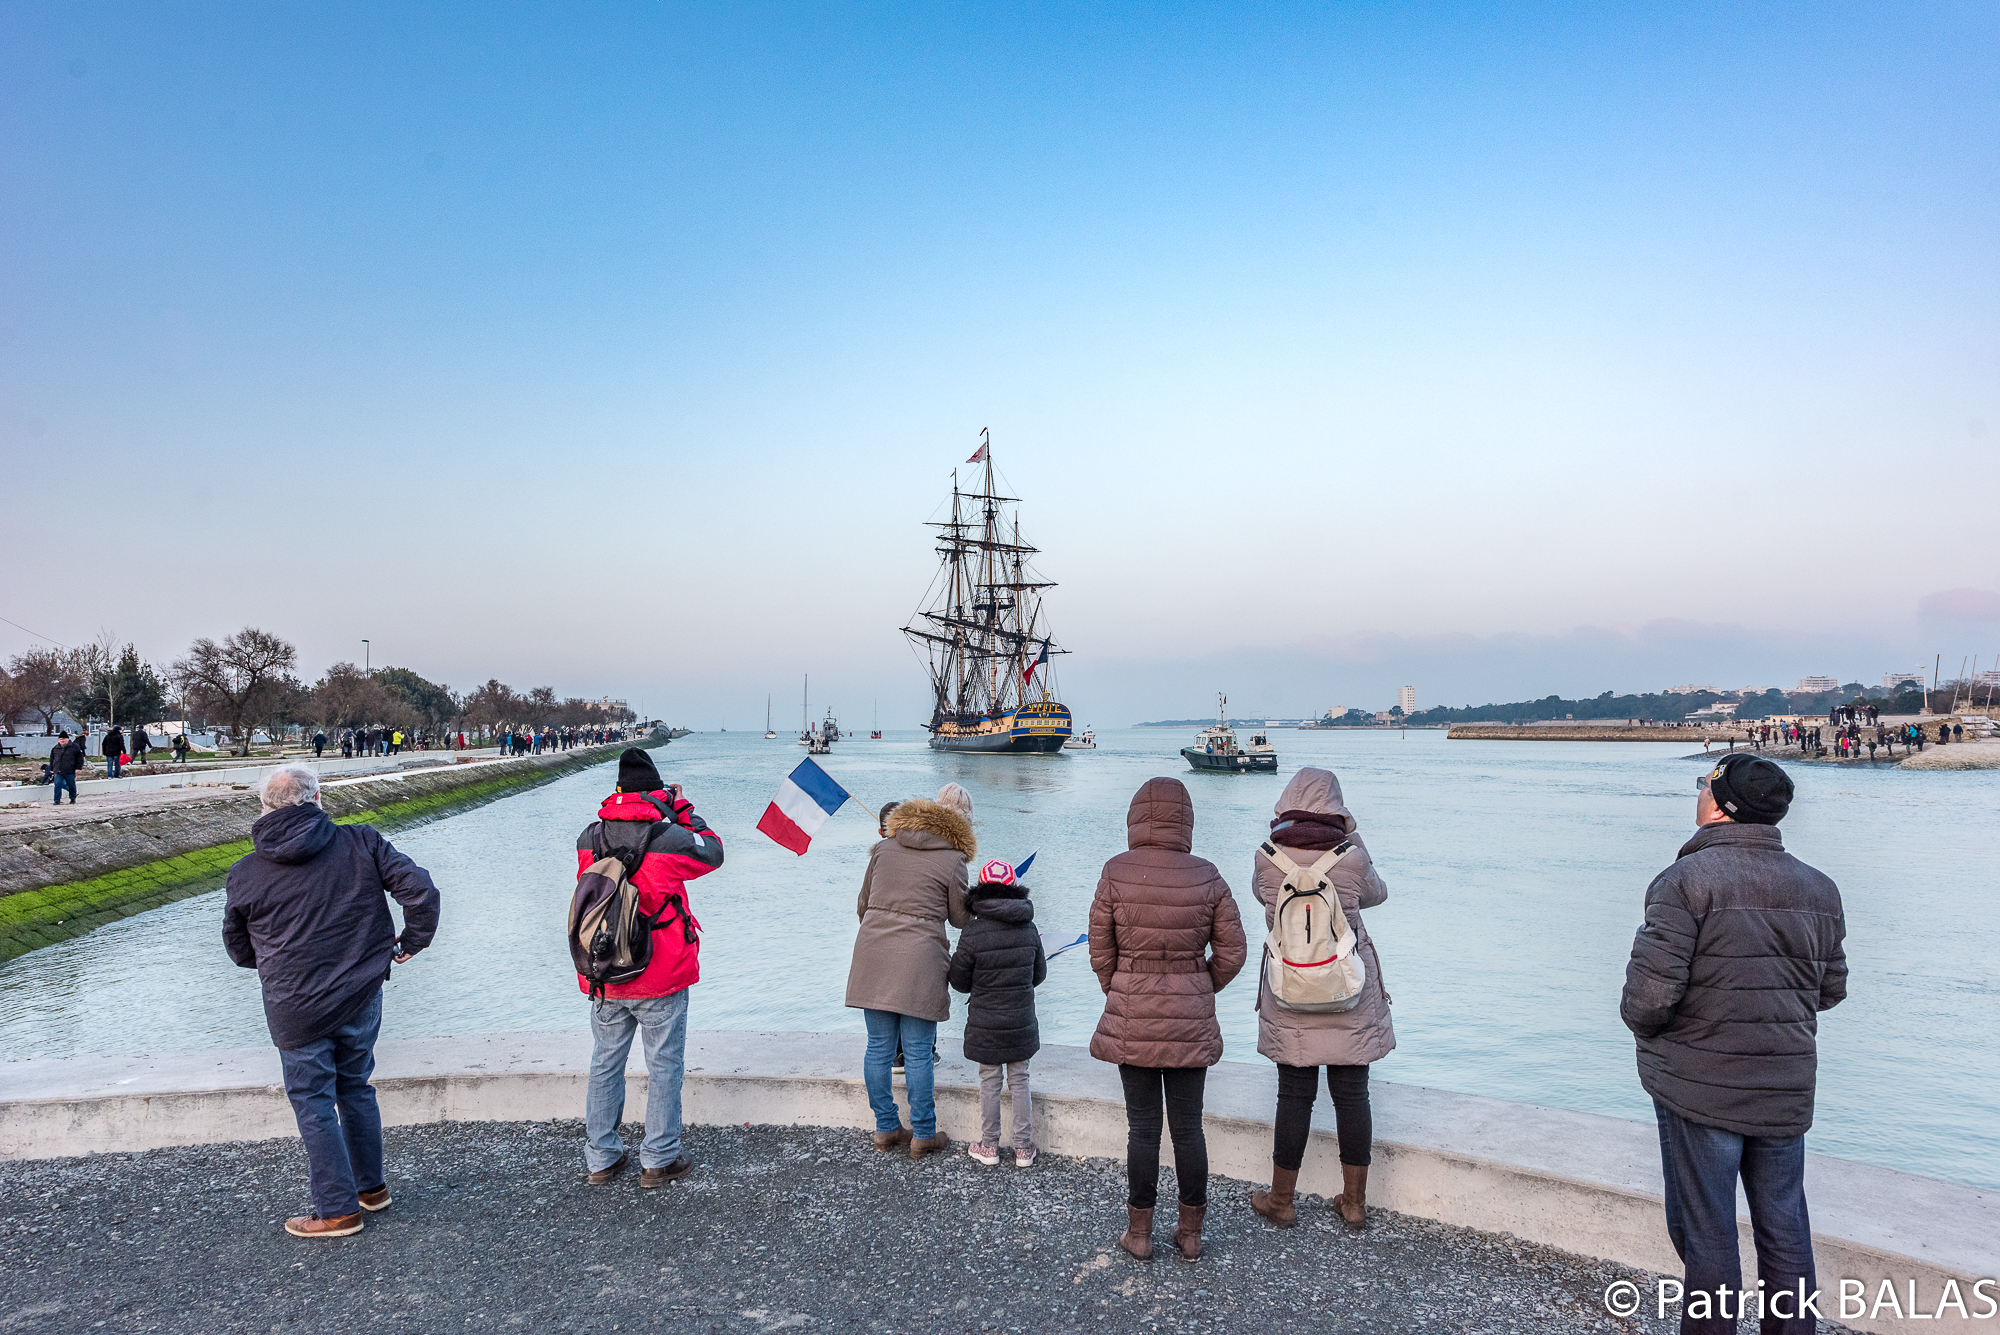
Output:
(578, 747), (723, 1187)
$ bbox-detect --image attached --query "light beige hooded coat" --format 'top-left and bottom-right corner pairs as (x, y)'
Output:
(1251, 767), (1396, 1068)
(844, 798), (973, 1022)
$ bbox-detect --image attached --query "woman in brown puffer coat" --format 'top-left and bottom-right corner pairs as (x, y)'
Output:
(1088, 777), (1247, 1263)
(1245, 767), (1395, 1232)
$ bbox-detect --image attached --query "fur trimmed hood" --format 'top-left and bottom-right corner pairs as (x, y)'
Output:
(888, 797), (976, 862)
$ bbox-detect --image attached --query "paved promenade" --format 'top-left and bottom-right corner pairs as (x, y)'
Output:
(0, 1120), (1730, 1334)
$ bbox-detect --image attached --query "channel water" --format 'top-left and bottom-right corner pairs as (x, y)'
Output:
(3, 729), (1995, 1190)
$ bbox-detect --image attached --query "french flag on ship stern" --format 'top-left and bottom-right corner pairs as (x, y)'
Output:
(757, 759), (852, 856)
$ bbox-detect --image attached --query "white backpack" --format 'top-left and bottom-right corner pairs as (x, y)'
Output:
(1260, 840), (1367, 1013)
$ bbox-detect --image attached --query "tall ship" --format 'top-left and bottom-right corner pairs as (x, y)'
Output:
(902, 432), (1073, 753)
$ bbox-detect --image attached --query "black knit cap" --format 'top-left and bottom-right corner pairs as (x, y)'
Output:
(1707, 753), (1794, 825)
(616, 747), (663, 793)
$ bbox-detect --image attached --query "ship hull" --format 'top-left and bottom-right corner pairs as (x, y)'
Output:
(1181, 747), (1278, 773)
(928, 701), (1072, 754)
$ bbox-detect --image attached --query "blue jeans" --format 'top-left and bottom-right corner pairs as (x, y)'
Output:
(1654, 1100), (1816, 1335)
(52, 773), (76, 803)
(585, 990), (689, 1170)
(105, 755), (121, 777)
(862, 1010), (937, 1138)
(278, 991), (384, 1220)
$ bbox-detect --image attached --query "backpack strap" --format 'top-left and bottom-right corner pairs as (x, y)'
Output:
(1258, 839), (1353, 891)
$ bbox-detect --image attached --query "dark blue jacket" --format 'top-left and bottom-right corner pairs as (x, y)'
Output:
(948, 884), (1047, 1066)
(223, 802), (440, 1050)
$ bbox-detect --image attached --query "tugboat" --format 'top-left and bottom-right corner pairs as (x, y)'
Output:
(1063, 727), (1097, 750)
(902, 430), (1072, 753)
(1181, 695), (1277, 773)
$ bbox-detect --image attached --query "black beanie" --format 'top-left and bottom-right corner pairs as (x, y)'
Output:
(616, 747), (663, 793)
(1707, 754), (1794, 825)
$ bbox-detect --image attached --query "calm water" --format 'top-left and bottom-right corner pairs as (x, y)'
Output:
(4, 729), (1995, 1189)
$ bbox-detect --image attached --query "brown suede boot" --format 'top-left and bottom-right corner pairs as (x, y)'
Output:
(909, 1133), (950, 1160)
(870, 1127), (912, 1153)
(1172, 1202), (1206, 1261)
(1116, 1206), (1154, 1261)
(1331, 1163), (1368, 1229)
(1249, 1164), (1298, 1228)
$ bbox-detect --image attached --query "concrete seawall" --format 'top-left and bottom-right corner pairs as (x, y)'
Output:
(0, 739), (662, 961)
(2, 1030), (1989, 1334)
(1447, 724), (1748, 742)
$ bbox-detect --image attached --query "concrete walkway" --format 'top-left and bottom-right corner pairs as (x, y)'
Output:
(0, 1120), (1768, 1335)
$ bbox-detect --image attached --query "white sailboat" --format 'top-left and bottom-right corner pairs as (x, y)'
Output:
(764, 695), (777, 739)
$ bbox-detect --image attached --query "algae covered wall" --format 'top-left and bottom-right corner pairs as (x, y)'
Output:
(0, 740), (661, 961)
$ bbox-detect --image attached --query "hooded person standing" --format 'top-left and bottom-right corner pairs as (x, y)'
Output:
(949, 858), (1047, 1167)
(1089, 776), (1247, 1263)
(1247, 767), (1394, 1232)
(576, 747), (723, 1188)
(1621, 753), (1846, 1335)
(223, 765), (440, 1238)
(845, 787), (974, 1158)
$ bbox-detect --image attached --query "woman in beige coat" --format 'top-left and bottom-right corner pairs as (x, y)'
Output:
(844, 789), (973, 1158)
(1246, 766), (1394, 1231)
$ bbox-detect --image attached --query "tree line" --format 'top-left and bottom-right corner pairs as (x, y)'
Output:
(1397, 680), (1984, 727)
(0, 628), (636, 757)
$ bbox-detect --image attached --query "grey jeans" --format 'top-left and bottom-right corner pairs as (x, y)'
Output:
(585, 990), (689, 1170)
(979, 1061), (1033, 1150)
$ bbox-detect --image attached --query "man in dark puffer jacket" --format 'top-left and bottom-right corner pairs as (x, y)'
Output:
(1621, 753), (1846, 1335)
(949, 859), (1047, 1167)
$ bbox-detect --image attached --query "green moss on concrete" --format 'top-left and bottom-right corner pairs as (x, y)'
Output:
(0, 742), (642, 962)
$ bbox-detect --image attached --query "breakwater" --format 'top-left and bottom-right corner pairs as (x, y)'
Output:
(0, 739), (661, 961)
(1447, 723), (1747, 742)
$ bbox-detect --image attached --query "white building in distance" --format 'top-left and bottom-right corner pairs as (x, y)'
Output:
(1663, 684), (1715, 695)
(1882, 670), (1927, 690)
(1397, 686), (1416, 714)
(1796, 676), (1839, 692)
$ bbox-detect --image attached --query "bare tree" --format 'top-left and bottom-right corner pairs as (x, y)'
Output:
(172, 628), (299, 757)
(7, 647), (88, 735)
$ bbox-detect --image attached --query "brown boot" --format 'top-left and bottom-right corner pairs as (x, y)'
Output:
(1116, 1206), (1154, 1261)
(870, 1127), (912, 1153)
(283, 1211), (363, 1238)
(1172, 1202), (1206, 1261)
(909, 1133), (950, 1159)
(586, 1151), (630, 1185)
(1249, 1164), (1298, 1228)
(640, 1154), (693, 1188)
(1331, 1163), (1368, 1229)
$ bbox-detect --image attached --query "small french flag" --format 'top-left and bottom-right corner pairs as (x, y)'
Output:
(756, 759), (852, 856)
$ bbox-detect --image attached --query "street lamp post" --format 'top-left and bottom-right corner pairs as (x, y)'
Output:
(363, 640), (370, 675)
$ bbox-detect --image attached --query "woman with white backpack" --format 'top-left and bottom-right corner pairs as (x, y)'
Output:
(1246, 766), (1395, 1232)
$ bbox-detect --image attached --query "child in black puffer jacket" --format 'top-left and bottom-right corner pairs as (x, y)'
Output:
(949, 859), (1048, 1166)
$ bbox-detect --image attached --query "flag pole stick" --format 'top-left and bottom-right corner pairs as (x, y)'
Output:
(846, 793), (877, 824)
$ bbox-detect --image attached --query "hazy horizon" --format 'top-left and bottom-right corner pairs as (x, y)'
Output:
(5, 2), (1996, 728)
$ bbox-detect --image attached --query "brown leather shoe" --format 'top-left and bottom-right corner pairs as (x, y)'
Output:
(284, 1211), (363, 1238)
(1250, 1164), (1298, 1228)
(1172, 1202), (1206, 1261)
(1116, 1205), (1154, 1261)
(871, 1126), (912, 1153)
(1331, 1164), (1368, 1230)
(640, 1155), (693, 1188)
(357, 1186), (392, 1213)
(908, 1133), (949, 1160)
(587, 1151), (630, 1185)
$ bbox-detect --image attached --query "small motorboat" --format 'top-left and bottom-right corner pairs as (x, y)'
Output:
(1063, 728), (1097, 750)
(1181, 695), (1277, 773)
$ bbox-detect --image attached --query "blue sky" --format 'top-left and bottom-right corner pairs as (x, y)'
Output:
(4, 2), (1996, 724)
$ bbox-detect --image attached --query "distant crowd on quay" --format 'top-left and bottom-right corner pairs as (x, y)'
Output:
(1724, 708), (1974, 761)
(220, 739), (1848, 1332)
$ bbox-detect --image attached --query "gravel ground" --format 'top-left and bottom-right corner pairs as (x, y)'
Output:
(0, 1121), (1857, 1334)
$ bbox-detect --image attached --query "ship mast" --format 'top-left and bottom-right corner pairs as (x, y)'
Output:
(902, 432), (1065, 732)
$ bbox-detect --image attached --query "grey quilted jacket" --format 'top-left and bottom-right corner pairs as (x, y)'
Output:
(1620, 821), (1847, 1137)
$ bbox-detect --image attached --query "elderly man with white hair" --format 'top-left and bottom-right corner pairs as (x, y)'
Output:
(223, 764), (441, 1239)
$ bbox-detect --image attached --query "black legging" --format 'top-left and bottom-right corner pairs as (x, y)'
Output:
(1119, 1065), (1208, 1209)
(1273, 1062), (1372, 1170)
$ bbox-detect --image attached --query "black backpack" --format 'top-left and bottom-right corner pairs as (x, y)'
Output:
(567, 822), (695, 1002)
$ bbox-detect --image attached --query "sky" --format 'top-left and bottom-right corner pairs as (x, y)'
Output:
(4, 1), (1997, 726)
